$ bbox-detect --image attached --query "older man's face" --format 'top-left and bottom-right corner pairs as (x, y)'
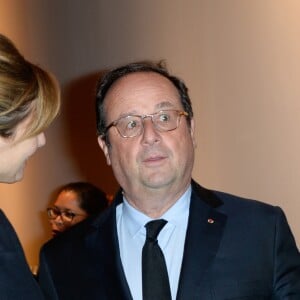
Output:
(98, 72), (195, 198)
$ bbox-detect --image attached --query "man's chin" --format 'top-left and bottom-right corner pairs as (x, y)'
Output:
(142, 174), (175, 190)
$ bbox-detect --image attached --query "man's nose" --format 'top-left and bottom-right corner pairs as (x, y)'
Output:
(141, 118), (160, 145)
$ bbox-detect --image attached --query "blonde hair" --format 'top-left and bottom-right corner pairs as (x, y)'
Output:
(0, 34), (60, 139)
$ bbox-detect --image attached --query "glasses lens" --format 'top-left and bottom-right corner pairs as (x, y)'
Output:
(47, 207), (75, 222)
(112, 110), (187, 138)
(47, 207), (59, 219)
(61, 211), (75, 222)
(117, 116), (143, 137)
(153, 110), (180, 131)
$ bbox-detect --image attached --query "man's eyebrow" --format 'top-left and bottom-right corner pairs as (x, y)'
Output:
(155, 101), (175, 110)
(115, 101), (176, 119)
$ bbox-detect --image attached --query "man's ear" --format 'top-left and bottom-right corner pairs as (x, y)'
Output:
(190, 118), (197, 149)
(97, 136), (111, 165)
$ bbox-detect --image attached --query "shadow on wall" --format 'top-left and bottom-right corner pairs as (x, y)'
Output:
(62, 71), (119, 196)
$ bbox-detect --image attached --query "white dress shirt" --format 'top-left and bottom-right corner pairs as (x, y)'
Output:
(116, 186), (191, 300)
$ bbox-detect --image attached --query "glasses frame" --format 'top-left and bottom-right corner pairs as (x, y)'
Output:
(47, 207), (86, 223)
(103, 109), (189, 138)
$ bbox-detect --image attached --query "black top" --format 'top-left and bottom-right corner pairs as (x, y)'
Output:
(0, 209), (44, 299)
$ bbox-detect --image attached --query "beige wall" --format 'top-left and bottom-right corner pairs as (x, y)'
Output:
(0, 0), (299, 267)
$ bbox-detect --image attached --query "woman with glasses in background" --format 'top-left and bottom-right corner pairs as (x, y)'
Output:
(47, 182), (109, 237)
(0, 34), (60, 298)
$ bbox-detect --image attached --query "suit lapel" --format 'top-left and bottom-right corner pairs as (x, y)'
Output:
(84, 191), (133, 300)
(82, 183), (226, 299)
(176, 181), (227, 300)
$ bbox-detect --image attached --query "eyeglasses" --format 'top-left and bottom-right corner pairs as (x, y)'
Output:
(47, 207), (86, 223)
(103, 109), (189, 138)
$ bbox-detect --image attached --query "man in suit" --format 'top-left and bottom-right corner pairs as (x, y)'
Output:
(38, 61), (300, 299)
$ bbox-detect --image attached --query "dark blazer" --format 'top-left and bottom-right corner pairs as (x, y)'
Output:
(0, 210), (44, 299)
(38, 181), (300, 299)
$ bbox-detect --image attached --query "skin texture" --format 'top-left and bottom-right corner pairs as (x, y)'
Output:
(49, 190), (88, 236)
(0, 114), (45, 183)
(98, 72), (196, 218)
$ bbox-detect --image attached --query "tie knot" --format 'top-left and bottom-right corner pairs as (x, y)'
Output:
(145, 219), (167, 241)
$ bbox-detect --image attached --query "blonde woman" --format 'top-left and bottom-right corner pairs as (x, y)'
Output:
(0, 34), (60, 298)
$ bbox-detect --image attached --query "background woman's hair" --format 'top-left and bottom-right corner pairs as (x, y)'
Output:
(57, 182), (109, 216)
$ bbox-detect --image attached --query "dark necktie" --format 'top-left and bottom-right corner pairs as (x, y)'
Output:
(142, 219), (172, 300)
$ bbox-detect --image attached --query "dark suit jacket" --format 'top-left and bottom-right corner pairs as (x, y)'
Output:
(0, 209), (44, 299)
(38, 181), (300, 299)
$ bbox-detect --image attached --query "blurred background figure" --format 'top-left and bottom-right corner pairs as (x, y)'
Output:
(0, 33), (60, 298)
(47, 181), (109, 237)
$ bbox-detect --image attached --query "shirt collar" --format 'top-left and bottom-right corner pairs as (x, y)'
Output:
(121, 185), (191, 238)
